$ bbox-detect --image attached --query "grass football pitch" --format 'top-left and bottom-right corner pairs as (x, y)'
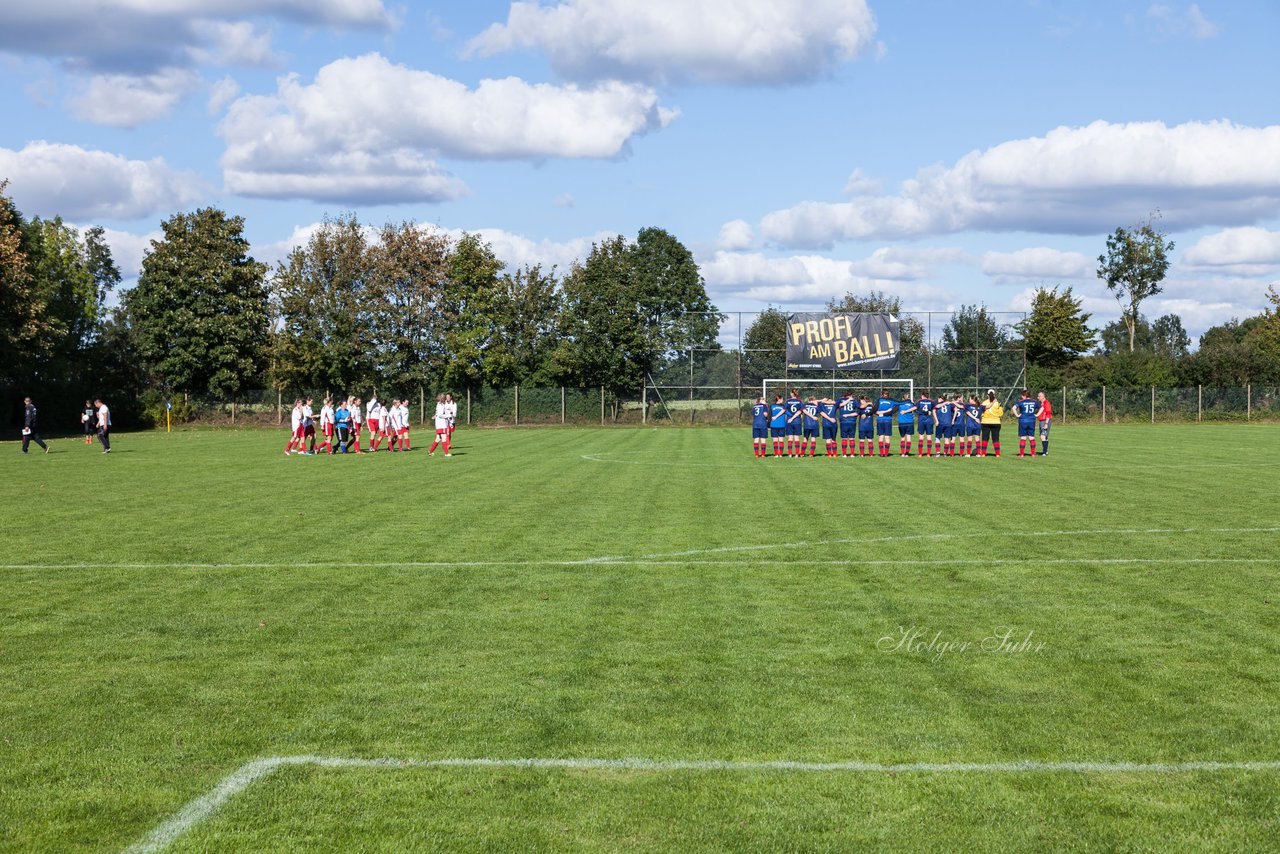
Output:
(2, 423), (1278, 852)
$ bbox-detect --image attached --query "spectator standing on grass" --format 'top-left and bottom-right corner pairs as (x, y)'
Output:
(1036, 391), (1053, 456)
(979, 389), (1003, 458)
(94, 397), (111, 454)
(21, 396), (49, 454)
(82, 399), (95, 444)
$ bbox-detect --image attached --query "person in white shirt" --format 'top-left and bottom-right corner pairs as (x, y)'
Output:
(443, 393), (457, 437)
(365, 395), (380, 450)
(302, 397), (316, 453)
(285, 399), (304, 456)
(349, 397), (364, 453)
(318, 398), (336, 454)
(383, 400), (400, 451)
(94, 397), (112, 454)
(397, 400), (411, 450)
(428, 394), (451, 457)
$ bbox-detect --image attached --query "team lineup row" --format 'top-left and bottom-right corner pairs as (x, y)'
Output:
(751, 390), (1054, 459)
(285, 394), (458, 457)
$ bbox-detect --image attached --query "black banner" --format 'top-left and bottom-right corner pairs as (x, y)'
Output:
(785, 313), (900, 370)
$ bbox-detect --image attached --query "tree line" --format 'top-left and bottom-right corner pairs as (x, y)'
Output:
(3, 184), (1278, 428)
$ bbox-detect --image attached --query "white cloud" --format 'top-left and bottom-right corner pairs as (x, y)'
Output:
(218, 53), (674, 203)
(848, 247), (972, 280)
(842, 167), (882, 196)
(66, 224), (162, 281)
(552, 193), (575, 208)
(0, 1), (391, 72)
(207, 75), (240, 115)
(1147, 3), (1219, 39)
(1181, 226), (1280, 275)
(759, 120), (1280, 247)
(982, 247), (1094, 283)
(716, 219), (755, 251)
(67, 67), (202, 127)
(0, 141), (203, 221)
(467, 0), (877, 85)
(447, 227), (615, 272)
(699, 249), (956, 307)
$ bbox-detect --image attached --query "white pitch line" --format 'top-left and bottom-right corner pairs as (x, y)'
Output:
(124, 754), (1280, 854)
(4, 526), (1278, 571)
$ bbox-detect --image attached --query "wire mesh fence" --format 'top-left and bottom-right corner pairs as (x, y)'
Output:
(163, 384), (1280, 427)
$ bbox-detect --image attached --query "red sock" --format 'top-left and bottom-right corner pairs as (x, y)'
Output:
(429, 441), (438, 453)
(993, 442), (1000, 457)
(1029, 440), (1036, 455)
(443, 437), (450, 454)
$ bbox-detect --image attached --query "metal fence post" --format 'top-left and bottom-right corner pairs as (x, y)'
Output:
(1248, 384), (1252, 421)
(642, 382), (647, 425)
(277, 387), (282, 424)
(466, 387), (471, 426)
(1151, 386), (1155, 424)
(1198, 385), (1202, 422)
(1061, 386), (1066, 424)
(600, 386), (605, 425)
(561, 387), (565, 425)
(1102, 385), (1106, 424)
(515, 385), (519, 426)
(420, 386), (425, 425)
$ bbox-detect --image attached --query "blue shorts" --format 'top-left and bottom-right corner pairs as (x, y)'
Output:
(840, 421), (857, 438)
(786, 422), (801, 436)
(918, 419), (935, 435)
(823, 423), (838, 441)
(803, 426), (817, 439)
(937, 423), (954, 440)
(1018, 420), (1036, 438)
(752, 426), (767, 439)
(897, 421), (914, 436)
(771, 426), (787, 438)
(964, 422), (980, 436)
(859, 422), (874, 440)
(876, 419), (893, 437)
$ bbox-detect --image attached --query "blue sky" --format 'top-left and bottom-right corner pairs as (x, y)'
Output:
(2, 0), (1278, 340)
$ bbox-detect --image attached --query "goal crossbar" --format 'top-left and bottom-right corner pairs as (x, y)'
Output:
(761, 377), (914, 401)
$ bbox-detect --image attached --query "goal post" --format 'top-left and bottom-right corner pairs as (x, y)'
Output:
(761, 377), (915, 402)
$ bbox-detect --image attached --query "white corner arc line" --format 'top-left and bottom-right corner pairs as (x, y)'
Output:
(124, 754), (1280, 853)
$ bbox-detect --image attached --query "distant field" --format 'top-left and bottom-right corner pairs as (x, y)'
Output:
(2, 424), (1278, 852)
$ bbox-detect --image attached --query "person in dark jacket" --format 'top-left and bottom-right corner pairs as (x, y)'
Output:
(22, 396), (49, 454)
(82, 399), (96, 444)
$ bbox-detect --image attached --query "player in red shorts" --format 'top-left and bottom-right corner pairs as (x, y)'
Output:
(284, 399), (304, 455)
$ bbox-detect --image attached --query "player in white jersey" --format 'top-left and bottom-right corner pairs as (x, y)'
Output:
(285, 399), (304, 456)
(318, 398), (335, 454)
(302, 397), (316, 453)
(365, 395), (380, 450)
(375, 401), (390, 450)
(428, 394), (451, 456)
(384, 400), (402, 451)
(349, 397), (364, 453)
(443, 393), (457, 437)
(397, 400), (411, 450)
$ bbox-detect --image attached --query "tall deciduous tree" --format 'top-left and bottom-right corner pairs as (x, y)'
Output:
(1021, 286), (1096, 368)
(271, 213), (375, 393)
(740, 306), (788, 385)
(484, 264), (562, 387)
(441, 233), (504, 390)
(128, 208), (269, 398)
(558, 229), (720, 403)
(0, 181), (48, 384)
(942, 303), (1009, 352)
(24, 217), (117, 379)
(366, 221), (450, 393)
(1097, 214), (1174, 353)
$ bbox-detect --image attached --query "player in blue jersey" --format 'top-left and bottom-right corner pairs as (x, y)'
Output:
(875, 391), (896, 457)
(750, 396), (770, 458)
(895, 396), (916, 457)
(801, 397), (820, 457)
(857, 396), (875, 457)
(837, 392), (858, 457)
(769, 395), (787, 457)
(915, 391), (936, 457)
(818, 396), (839, 458)
(962, 395), (982, 457)
(1012, 390), (1039, 458)
(934, 394), (956, 457)
(783, 389), (804, 457)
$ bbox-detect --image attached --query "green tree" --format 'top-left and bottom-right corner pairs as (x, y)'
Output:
(1096, 214), (1174, 353)
(366, 221), (450, 393)
(0, 182), (49, 384)
(129, 208), (269, 398)
(941, 303), (1009, 352)
(270, 213), (375, 393)
(484, 264), (563, 387)
(740, 306), (788, 385)
(1151, 313), (1190, 360)
(558, 229), (720, 405)
(24, 217), (116, 380)
(440, 233), (504, 390)
(1021, 286), (1096, 368)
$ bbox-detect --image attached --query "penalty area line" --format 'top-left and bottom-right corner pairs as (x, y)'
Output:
(124, 754), (1280, 853)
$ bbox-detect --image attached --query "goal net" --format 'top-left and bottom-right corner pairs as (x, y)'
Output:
(760, 377), (915, 402)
